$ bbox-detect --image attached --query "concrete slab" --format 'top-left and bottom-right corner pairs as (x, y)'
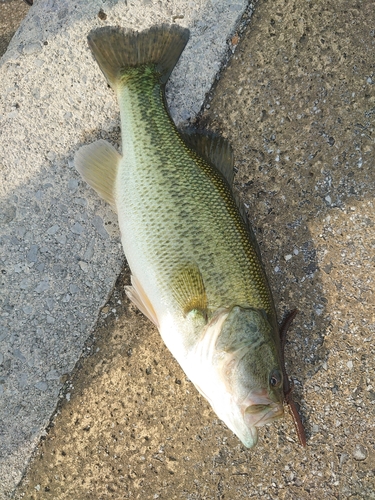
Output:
(11, 0), (375, 499)
(0, 1), (251, 497)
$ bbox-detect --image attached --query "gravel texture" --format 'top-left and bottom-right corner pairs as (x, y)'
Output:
(0, 1), (29, 57)
(0, 0), (249, 497)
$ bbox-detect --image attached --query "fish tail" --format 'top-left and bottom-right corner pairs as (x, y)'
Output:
(87, 25), (190, 88)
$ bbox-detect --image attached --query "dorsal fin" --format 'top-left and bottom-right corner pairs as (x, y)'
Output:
(234, 192), (264, 263)
(180, 129), (235, 186)
(180, 129), (263, 264)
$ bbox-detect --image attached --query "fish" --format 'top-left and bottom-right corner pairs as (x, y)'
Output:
(75, 24), (306, 448)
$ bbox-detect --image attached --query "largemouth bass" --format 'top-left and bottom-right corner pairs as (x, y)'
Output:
(75, 25), (305, 448)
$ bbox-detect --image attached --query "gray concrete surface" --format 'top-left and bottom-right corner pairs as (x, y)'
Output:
(11, 0), (375, 499)
(0, 1), (251, 497)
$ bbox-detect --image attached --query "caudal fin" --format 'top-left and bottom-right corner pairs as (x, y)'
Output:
(87, 25), (190, 88)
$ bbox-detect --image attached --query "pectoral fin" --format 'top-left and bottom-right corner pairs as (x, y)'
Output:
(74, 139), (121, 210)
(125, 275), (159, 328)
(171, 263), (208, 320)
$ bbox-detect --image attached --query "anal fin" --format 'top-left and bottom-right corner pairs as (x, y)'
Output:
(125, 275), (159, 328)
(74, 139), (121, 210)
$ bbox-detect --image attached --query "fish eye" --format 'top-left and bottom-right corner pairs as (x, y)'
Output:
(269, 369), (282, 388)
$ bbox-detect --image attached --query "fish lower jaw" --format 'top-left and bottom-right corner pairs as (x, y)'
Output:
(244, 403), (284, 429)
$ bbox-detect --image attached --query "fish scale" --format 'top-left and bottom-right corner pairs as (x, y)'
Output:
(117, 71), (272, 316)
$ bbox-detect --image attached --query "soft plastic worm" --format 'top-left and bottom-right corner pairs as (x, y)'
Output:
(279, 309), (307, 447)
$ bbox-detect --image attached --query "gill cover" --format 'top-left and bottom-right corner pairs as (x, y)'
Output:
(188, 306), (284, 448)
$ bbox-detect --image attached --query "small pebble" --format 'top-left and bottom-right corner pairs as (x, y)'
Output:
(69, 284), (79, 294)
(46, 370), (60, 380)
(339, 453), (349, 467)
(20, 279), (31, 290)
(7, 110), (18, 119)
(92, 216), (109, 239)
(56, 234), (67, 245)
(46, 151), (56, 161)
(73, 197), (87, 207)
(23, 42), (42, 55)
(79, 261), (88, 273)
(68, 179), (79, 192)
(353, 444), (367, 461)
(13, 349), (26, 363)
(22, 305), (33, 315)
(47, 225), (59, 235)
(35, 381), (48, 392)
(70, 222), (84, 235)
(83, 239), (95, 261)
(27, 245), (39, 263)
(35, 281), (49, 293)
(46, 298), (54, 311)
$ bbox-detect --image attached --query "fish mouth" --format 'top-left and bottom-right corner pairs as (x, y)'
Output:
(231, 399), (283, 448)
(243, 389), (284, 428)
(244, 403), (284, 427)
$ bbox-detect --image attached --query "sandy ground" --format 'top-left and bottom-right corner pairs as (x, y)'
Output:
(2, 0), (375, 498)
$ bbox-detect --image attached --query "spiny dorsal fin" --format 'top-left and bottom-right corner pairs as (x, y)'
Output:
(234, 191), (254, 232)
(88, 25), (190, 88)
(125, 275), (159, 328)
(180, 129), (262, 263)
(234, 192), (264, 263)
(171, 263), (208, 320)
(74, 139), (121, 211)
(180, 129), (235, 186)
